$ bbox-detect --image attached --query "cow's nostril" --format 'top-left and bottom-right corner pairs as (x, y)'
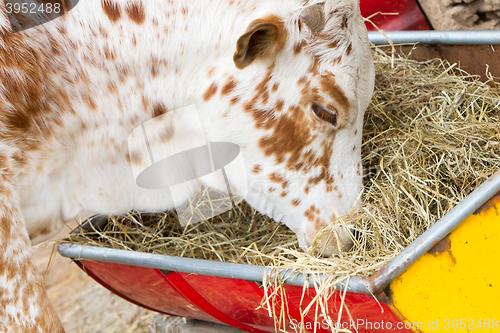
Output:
(312, 103), (337, 127)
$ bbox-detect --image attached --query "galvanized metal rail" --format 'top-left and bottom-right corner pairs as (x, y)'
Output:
(368, 30), (500, 45)
(58, 242), (370, 293)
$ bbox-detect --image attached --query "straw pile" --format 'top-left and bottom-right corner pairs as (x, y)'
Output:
(66, 192), (299, 267)
(62, 45), (500, 279)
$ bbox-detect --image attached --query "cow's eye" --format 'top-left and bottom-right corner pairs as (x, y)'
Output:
(312, 103), (337, 127)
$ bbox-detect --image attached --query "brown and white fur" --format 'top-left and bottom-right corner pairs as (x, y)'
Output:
(0, 0), (374, 331)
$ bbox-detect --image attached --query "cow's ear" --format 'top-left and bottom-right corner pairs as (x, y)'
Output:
(233, 16), (287, 69)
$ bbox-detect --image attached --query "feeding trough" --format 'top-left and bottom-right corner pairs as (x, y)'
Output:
(58, 31), (500, 333)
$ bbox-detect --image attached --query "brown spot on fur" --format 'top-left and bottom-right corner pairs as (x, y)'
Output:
(341, 15), (348, 30)
(252, 165), (262, 173)
(12, 152), (26, 166)
(327, 40), (339, 48)
(304, 205), (330, 243)
(267, 172), (288, 191)
(48, 36), (61, 56)
(104, 47), (115, 60)
(269, 173), (290, 190)
(142, 96), (150, 111)
(69, 40), (78, 51)
(307, 165), (335, 188)
(275, 99), (284, 112)
(159, 124), (175, 142)
(255, 65), (274, 96)
(129, 151), (143, 165)
(294, 40), (306, 54)
(207, 67), (216, 78)
(203, 83), (218, 101)
(99, 26), (108, 38)
(107, 81), (118, 94)
(57, 24), (67, 35)
(308, 56), (320, 73)
(304, 205), (320, 221)
(297, 75), (308, 87)
(261, 91), (270, 105)
(319, 75), (350, 112)
(346, 43), (352, 56)
(291, 199), (300, 207)
(248, 103), (332, 176)
(117, 66), (130, 82)
(152, 103), (168, 117)
(84, 94), (97, 110)
(299, 85), (322, 110)
(126, 2), (146, 24)
(221, 78), (237, 95)
(269, 172), (285, 184)
(272, 83), (279, 92)
(151, 60), (159, 77)
(102, 0), (121, 22)
(230, 97), (240, 105)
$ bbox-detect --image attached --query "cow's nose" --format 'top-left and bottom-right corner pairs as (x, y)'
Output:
(315, 224), (355, 257)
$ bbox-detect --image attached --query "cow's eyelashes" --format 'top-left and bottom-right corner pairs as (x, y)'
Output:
(312, 103), (337, 127)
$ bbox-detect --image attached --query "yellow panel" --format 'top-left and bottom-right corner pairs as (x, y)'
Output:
(388, 193), (500, 332)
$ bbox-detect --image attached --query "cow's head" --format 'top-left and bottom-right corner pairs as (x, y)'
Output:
(196, 0), (375, 255)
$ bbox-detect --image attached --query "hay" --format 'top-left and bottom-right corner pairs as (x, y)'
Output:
(66, 190), (300, 267)
(61, 46), (500, 327)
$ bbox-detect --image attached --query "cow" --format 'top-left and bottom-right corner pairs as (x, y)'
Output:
(0, 0), (375, 331)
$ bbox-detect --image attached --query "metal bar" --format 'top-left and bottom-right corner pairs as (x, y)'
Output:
(367, 170), (500, 294)
(368, 30), (500, 45)
(57, 242), (370, 294)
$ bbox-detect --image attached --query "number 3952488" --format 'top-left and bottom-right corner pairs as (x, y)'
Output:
(5, 2), (61, 14)
(443, 319), (498, 330)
